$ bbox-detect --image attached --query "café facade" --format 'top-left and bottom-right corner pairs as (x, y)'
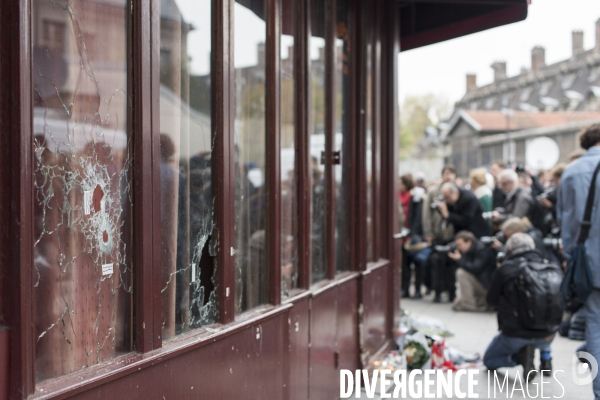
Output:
(0, 0), (528, 398)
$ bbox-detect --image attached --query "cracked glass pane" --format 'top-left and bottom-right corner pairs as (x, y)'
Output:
(234, 0), (269, 313)
(281, 0), (298, 298)
(32, 0), (132, 381)
(334, 0), (351, 273)
(159, 0), (216, 341)
(310, 0), (327, 283)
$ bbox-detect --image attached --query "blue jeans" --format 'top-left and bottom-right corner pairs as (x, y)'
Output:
(585, 289), (600, 400)
(483, 332), (554, 370)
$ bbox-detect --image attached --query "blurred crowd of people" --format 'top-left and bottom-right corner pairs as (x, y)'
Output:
(398, 124), (600, 395)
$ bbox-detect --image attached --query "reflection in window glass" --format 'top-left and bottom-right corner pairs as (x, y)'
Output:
(281, 0), (298, 297)
(334, 0), (351, 272)
(310, 0), (327, 283)
(32, 0), (131, 381)
(234, 0), (268, 313)
(159, 0), (216, 342)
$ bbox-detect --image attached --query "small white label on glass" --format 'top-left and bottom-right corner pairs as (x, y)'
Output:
(84, 191), (92, 215)
(191, 263), (197, 282)
(102, 263), (113, 276)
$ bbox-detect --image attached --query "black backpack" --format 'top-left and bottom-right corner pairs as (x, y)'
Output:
(515, 258), (564, 331)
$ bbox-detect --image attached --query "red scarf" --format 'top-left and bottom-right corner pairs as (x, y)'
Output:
(398, 191), (411, 228)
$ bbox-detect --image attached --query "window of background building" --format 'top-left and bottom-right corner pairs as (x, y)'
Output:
(234, 0), (269, 313)
(310, 0), (327, 283)
(281, 0), (298, 297)
(32, 0), (132, 382)
(158, 0), (216, 342)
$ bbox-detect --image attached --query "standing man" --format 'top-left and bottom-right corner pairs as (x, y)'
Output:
(557, 124), (600, 400)
(438, 182), (493, 238)
(422, 165), (457, 302)
(490, 160), (507, 209)
(493, 169), (535, 226)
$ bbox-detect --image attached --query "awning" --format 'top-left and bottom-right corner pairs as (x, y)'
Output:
(399, 0), (529, 52)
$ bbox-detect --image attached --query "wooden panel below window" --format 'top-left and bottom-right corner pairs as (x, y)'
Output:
(58, 312), (288, 400)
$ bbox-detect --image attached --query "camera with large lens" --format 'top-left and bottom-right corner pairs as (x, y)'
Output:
(433, 241), (457, 253)
(496, 251), (506, 264)
(430, 194), (445, 210)
(543, 237), (562, 250)
(480, 231), (506, 246)
(537, 186), (557, 205)
(482, 206), (506, 220)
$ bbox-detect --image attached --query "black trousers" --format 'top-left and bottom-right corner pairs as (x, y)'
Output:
(428, 251), (456, 297)
(402, 251), (424, 294)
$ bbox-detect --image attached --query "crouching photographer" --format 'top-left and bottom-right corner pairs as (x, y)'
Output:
(445, 231), (496, 312)
(484, 233), (563, 382)
(482, 217), (545, 254)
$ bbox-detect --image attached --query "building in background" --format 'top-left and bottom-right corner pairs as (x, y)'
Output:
(407, 18), (600, 179)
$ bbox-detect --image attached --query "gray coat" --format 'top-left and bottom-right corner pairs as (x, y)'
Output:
(421, 184), (454, 241)
(497, 187), (534, 224)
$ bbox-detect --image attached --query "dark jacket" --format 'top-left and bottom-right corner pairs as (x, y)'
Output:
(498, 187), (534, 224)
(486, 248), (556, 339)
(492, 186), (505, 210)
(457, 240), (497, 289)
(407, 190), (424, 237)
(447, 188), (493, 238)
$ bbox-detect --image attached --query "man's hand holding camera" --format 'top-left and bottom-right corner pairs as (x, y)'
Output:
(436, 200), (449, 219)
(448, 249), (462, 261)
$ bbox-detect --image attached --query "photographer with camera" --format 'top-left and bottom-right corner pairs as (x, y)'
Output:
(484, 233), (562, 382)
(438, 182), (493, 238)
(536, 163), (565, 237)
(492, 169), (535, 226)
(447, 231), (497, 312)
(487, 217), (545, 254)
(422, 165), (458, 303)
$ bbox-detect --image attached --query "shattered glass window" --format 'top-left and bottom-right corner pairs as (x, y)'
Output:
(281, 0), (298, 297)
(334, 0), (351, 273)
(310, 0), (327, 283)
(159, 0), (216, 341)
(32, 0), (132, 381)
(233, 0), (269, 313)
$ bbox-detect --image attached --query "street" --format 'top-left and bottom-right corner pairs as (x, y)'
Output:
(368, 296), (593, 400)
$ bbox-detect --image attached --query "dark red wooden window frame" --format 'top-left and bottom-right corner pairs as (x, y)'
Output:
(0, 0), (395, 397)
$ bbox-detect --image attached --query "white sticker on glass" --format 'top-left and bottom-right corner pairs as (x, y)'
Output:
(102, 263), (114, 276)
(191, 263), (197, 283)
(84, 191), (92, 215)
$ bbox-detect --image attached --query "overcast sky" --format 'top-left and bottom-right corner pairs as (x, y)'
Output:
(399, 0), (600, 108)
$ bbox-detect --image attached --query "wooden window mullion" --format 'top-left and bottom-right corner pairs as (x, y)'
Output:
(215, 0), (236, 324)
(132, 0), (162, 352)
(296, 0), (311, 288)
(325, 0), (336, 280)
(267, 0), (282, 305)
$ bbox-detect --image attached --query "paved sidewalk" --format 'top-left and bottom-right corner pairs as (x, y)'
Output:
(370, 296), (593, 400)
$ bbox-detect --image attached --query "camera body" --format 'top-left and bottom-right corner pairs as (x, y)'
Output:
(537, 186), (557, 205)
(433, 241), (457, 253)
(482, 207), (506, 220)
(480, 231), (506, 245)
(543, 237), (562, 250)
(430, 194), (445, 210)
